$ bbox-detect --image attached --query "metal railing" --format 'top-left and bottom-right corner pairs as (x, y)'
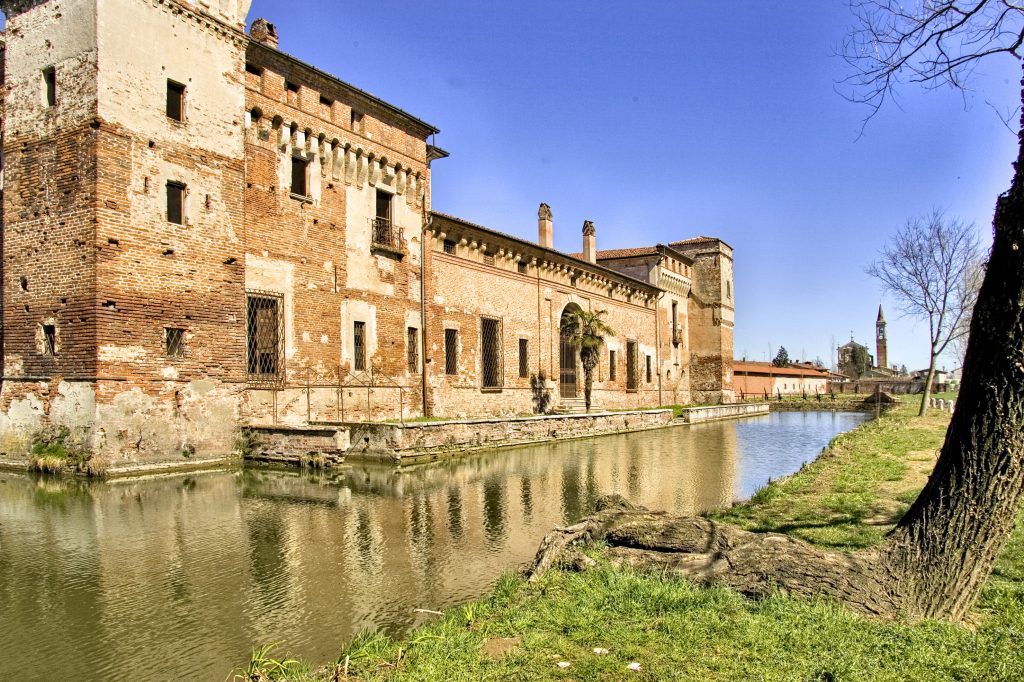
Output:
(371, 218), (404, 254)
(250, 366), (412, 425)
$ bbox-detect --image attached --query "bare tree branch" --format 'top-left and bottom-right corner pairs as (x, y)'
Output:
(866, 210), (984, 414)
(840, 0), (1024, 129)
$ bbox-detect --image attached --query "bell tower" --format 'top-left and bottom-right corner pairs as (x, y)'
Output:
(876, 305), (888, 371)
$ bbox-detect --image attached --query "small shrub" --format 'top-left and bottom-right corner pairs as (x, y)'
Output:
(234, 428), (260, 457)
(299, 453), (329, 469)
(234, 643), (303, 682)
(29, 455), (66, 474)
(28, 426), (100, 477)
(530, 371), (554, 414)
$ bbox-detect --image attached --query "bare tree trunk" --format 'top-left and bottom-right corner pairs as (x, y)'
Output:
(881, 84), (1024, 619)
(919, 352), (938, 417)
(528, 73), (1024, 621)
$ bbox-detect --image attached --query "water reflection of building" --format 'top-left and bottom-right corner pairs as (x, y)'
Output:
(0, 421), (753, 680)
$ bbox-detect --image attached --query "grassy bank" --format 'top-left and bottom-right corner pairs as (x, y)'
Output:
(238, 398), (1024, 681)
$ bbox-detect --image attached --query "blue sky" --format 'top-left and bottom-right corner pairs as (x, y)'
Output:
(22, 2), (1018, 372)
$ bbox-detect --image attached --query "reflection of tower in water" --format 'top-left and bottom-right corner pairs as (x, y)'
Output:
(520, 476), (533, 521)
(447, 487), (464, 540)
(482, 476), (507, 547)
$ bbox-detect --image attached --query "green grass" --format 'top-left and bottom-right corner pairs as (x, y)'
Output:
(714, 400), (949, 549)
(237, 398), (1024, 681)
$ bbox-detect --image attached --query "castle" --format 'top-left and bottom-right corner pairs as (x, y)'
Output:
(0, 0), (734, 471)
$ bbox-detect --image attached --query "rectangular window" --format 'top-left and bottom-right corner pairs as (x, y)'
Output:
(166, 181), (185, 225)
(443, 239), (456, 255)
(483, 250), (495, 266)
(444, 328), (458, 375)
(351, 109), (364, 132)
(246, 293), (283, 384)
(285, 81), (299, 104)
(291, 156), (308, 197)
(353, 321), (366, 371)
(646, 355), (653, 383)
(671, 300), (678, 337)
(42, 66), (56, 107)
(517, 262), (528, 274)
(166, 80), (185, 122)
(42, 324), (56, 356)
(609, 349), (617, 381)
(165, 327), (185, 358)
(626, 341), (638, 391)
(375, 189), (391, 222)
(518, 338), (529, 378)
(245, 63), (263, 76)
(481, 317), (502, 388)
(407, 327), (419, 373)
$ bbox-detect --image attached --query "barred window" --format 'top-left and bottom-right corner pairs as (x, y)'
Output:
(407, 327), (419, 373)
(246, 292), (284, 385)
(609, 349), (617, 381)
(518, 338), (529, 378)
(626, 341), (638, 391)
(483, 250), (495, 266)
(165, 327), (185, 358)
(353, 321), (366, 371)
(444, 328), (458, 375)
(481, 318), (502, 388)
(443, 239), (456, 254)
(646, 355), (653, 383)
(517, 261), (528, 274)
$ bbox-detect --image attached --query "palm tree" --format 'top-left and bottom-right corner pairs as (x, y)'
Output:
(560, 308), (615, 412)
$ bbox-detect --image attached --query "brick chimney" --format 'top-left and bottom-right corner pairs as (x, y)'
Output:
(249, 18), (279, 49)
(582, 220), (596, 263)
(538, 203), (553, 249)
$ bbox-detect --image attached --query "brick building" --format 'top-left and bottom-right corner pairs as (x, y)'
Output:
(0, 0), (734, 470)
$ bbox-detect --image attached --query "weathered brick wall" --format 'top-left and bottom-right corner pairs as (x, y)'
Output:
(0, 0), (101, 455)
(240, 40), (433, 425)
(674, 239), (734, 403)
(0, 0), (250, 466)
(425, 214), (667, 417)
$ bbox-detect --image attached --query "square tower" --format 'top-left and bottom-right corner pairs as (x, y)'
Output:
(0, 0), (252, 470)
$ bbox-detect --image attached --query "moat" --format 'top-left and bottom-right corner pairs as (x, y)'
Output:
(0, 411), (869, 682)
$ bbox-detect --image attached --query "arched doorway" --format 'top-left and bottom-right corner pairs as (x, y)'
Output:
(559, 303), (582, 398)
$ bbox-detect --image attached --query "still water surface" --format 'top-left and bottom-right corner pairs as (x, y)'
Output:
(0, 411), (868, 681)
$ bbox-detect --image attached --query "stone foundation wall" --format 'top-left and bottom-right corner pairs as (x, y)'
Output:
(245, 423), (349, 467)
(677, 403), (769, 423)
(343, 409), (674, 463)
